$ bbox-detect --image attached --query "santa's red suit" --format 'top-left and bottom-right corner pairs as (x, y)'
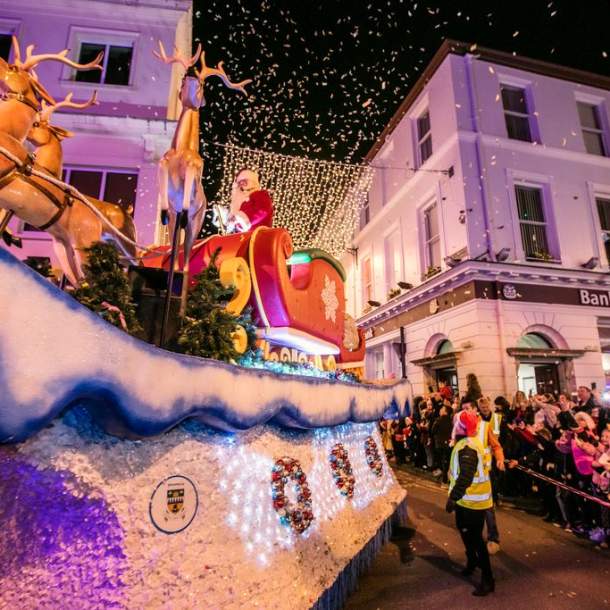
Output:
(236, 189), (274, 230)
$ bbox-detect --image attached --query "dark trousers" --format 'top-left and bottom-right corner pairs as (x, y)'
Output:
(435, 445), (451, 482)
(392, 438), (407, 464)
(455, 505), (494, 582)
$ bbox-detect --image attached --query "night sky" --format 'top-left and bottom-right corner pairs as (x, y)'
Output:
(193, 0), (610, 196)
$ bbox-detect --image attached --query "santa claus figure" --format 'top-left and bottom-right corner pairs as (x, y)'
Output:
(226, 168), (273, 233)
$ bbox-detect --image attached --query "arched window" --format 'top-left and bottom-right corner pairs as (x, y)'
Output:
(437, 339), (454, 355)
(516, 333), (553, 349)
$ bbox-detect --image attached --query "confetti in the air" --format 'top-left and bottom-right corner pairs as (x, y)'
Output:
(189, 0), (609, 233)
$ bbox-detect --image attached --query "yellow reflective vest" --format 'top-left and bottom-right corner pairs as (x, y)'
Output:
(491, 412), (502, 436)
(477, 413), (502, 469)
(449, 435), (493, 510)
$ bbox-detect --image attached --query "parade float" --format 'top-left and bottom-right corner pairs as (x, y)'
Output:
(0, 38), (407, 610)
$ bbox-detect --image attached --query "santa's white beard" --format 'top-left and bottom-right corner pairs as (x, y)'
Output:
(230, 186), (255, 214)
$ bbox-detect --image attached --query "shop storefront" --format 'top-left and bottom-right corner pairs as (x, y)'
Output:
(361, 273), (608, 399)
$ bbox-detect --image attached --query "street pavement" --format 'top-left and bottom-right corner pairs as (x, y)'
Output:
(345, 467), (610, 610)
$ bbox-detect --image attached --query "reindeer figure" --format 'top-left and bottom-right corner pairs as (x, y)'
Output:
(0, 37), (102, 248)
(0, 38), (138, 285)
(153, 41), (251, 309)
(27, 91), (138, 261)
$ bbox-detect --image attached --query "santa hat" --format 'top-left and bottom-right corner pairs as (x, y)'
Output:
(452, 410), (479, 439)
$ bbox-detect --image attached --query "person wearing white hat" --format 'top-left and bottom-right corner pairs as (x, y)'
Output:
(226, 168), (273, 233)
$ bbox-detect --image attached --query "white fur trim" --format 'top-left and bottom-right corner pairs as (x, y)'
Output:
(233, 211), (251, 231)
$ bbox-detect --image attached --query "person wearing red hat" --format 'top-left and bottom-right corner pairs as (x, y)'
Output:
(446, 410), (495, 596)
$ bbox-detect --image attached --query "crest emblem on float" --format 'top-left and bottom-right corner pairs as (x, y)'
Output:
(166, 484), (185, 515)
(149, 475), (198, 534)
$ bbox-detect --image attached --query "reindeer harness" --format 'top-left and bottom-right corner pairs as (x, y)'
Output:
(0, 71), (75, 230)
(0, 145), (74, 230)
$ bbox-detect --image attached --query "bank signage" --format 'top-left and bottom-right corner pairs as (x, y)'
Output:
(579, 289), (610, 307)
(495, 282), (610, 309)
(366, 280), (610, 339)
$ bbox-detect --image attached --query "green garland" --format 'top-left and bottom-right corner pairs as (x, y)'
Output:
(177, 249), (257, 362)
(73, 242), (141, 336)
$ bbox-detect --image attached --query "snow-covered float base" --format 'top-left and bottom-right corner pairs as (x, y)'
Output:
(0, 414), (405, 609)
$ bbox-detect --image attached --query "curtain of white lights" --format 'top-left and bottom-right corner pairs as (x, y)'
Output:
(217, 143), (374, 258)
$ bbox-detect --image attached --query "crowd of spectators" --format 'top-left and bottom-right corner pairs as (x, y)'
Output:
(380, 378), (610, 547)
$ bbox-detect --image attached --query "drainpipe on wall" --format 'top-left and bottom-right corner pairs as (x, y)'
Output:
(495, 296), (511, 397)
(464, 55), (510, 395)
(464, 54), (494, 260)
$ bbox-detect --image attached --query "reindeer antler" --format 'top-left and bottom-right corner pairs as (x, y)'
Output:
(11, 36), (21, 64)
(40, 90), (99, 123)
(153, 40), (202, 70)
(12, 36), (104, 72)
(196, 52), (252, 95)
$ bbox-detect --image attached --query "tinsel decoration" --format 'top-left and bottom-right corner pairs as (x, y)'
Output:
(364, 436), (383, 477)
(271, 456), (314, 534)
(329, 443), (356, 499)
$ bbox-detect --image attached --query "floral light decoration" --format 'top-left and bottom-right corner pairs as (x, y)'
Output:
(364, 436), (383, 477)
(271, 456), (314, 534)
(329, 443), (356, 499)
(217, 143), (374, 259)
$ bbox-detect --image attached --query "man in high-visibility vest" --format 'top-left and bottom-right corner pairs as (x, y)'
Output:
(446, 410), (495, 597)
(477, 397), (505, 554)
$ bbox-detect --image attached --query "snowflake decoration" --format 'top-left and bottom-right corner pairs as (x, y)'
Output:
(321, 274), (339, 323)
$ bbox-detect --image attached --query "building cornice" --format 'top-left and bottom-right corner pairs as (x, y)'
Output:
(366, 38), (610, 162)
(357, 260), (610, 329)
(5, 0), (191, 21)
(55, 111), (175, 137)
(479, 133), (610, 169)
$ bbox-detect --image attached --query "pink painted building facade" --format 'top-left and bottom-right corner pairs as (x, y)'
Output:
(0, 0), (192, 264)
(343, 40), (610, 399)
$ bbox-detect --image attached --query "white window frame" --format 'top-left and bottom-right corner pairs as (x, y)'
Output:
(62, 27), (139, 88)
(595, 196), (610, 265)
(499, 82), (537, 143)
(577, 100), (608, 157)
(64, 165), (138, 203)
(373, 348), (385, 380)
(383, 226), (403, 296)
(0, 19), (20, 62)
(586, 181), (610, 269)
(359, 192), (370, 230)
(360, 254), (373, 311)
(422, 202), (441, 272)
(416, 109), (433, 167)
(506, 170), (560, 264)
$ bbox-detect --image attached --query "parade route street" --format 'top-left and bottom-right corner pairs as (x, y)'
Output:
(346, 468), (610, 610)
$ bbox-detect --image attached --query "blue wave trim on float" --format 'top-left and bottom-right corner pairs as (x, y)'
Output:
(0, 249), (408, 442)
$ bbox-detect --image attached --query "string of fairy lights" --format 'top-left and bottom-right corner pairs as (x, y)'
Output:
(213, 142), (375, 259)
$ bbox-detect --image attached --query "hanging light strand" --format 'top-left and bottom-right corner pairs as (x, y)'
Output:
(213, 142), (374, 258)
